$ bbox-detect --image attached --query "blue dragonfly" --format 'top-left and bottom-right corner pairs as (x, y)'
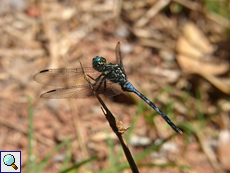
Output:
(34, 42), (182, 134)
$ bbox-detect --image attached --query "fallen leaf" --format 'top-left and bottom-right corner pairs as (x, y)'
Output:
(217, 130), (230, 171)
(176, 21), (230, 94)
(183, 22), (215, 54)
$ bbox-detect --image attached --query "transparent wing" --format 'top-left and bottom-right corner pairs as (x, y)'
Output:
(41, 81), (123, 99)
(33, 67), (101, 87)
(115, 42), (126, 74)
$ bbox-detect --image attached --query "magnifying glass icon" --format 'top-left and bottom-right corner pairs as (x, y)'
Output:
(3, 154), (18, 170)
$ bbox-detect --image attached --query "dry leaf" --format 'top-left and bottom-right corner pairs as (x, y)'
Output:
(176, 36), (205, 60)
(176, 54), (229, 75)
(176, 21), (230, 94)
(183, 22), (215, 54)
(217, 130), (230, 171)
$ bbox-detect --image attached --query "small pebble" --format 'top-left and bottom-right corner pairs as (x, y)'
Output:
(115, 26), (130, 38)
(121, 43), (133, 54)
(130, 135), (152, 146)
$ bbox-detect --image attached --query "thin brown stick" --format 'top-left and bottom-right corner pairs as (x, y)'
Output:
(135, 0), (170, 27)
(79, 61), (139, 173)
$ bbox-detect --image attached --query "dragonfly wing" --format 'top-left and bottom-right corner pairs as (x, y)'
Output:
(79, 79), (123, 98)
(33, 67), (101, 87)
(41, 85), (94, 99)
(115, 42), (126, 74)
(41, 81), (123, 99)
(98, 82), (123, 97)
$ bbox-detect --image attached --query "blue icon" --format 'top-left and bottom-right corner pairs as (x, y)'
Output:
(3, 154), (18, 170)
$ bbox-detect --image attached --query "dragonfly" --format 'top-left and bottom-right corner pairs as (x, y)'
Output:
(34, 42), (182, 134)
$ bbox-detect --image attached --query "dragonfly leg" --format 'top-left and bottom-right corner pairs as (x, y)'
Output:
(87, 74), (107, 93)
(103, 78), (106, 93)
(87, 74), (97, 81)
(87, 74), (103, 86)
(94, 76), (107, 92)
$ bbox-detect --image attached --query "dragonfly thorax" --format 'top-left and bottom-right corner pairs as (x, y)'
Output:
(93, 56), (106, 72)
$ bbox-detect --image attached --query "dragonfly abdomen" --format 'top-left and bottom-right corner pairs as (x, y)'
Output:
(130, 86), (183, 134)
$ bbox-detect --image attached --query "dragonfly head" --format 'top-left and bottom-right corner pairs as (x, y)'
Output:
(93, 56), (106, 71)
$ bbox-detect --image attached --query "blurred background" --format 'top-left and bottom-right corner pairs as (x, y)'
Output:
(0, 0), (229, 172)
